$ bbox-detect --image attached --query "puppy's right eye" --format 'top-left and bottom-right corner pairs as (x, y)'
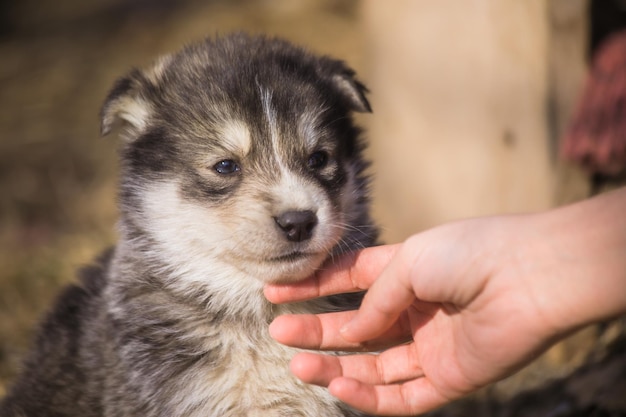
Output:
(307, 151), (328, 170)
(213, 159), (240, 175)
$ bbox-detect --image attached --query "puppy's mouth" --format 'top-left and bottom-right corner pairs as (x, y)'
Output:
(267, 251), (315, 263)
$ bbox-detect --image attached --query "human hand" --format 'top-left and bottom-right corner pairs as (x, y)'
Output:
(265, 212), (607, 416)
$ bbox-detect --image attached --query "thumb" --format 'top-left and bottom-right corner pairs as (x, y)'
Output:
(340, 242), (418, 343)
(340, 223), (481, 343)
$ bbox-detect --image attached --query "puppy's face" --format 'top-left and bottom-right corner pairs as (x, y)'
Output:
(102, 35), (373, 285)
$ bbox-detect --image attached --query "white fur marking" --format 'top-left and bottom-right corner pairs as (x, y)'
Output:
(119, 97), (151, 133)
(144, 54), (173, 85)
(219, 120), (252, 155)
(260, 88), (279, 147)
(298, 106), (329, 150)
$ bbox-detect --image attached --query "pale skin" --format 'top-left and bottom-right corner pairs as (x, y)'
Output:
(264, 187), (626, 416)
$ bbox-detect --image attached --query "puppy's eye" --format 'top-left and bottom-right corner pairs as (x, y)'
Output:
(214, 159), (240, 175)
(307, 151), (328, 170)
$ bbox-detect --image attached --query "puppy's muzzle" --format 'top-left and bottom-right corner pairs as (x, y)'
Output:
(274, 210), (318, 242)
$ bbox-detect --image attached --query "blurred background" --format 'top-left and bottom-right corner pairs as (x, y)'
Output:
(1, 0), (625, 415)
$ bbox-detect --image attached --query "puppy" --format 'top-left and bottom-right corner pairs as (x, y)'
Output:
(0, 33), (378, 417)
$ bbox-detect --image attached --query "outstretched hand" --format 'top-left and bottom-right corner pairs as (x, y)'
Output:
(265, 188), (626, 416)
(266, 218), (561, 416)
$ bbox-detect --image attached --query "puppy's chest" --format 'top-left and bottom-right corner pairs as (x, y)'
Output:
(171, 322), (350, 417)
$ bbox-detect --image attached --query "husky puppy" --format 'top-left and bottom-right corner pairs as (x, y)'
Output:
(1, 33), (377, 417)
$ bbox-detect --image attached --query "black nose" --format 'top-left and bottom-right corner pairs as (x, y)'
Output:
(274, 210), (318, 242)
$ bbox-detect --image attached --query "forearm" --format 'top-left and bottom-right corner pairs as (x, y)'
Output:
(526, 187), (626, 336)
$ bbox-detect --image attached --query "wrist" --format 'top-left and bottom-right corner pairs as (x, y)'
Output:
(527, 189), (626, 336)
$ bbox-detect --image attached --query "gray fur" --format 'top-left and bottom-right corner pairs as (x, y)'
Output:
(1, 34), (378, 417)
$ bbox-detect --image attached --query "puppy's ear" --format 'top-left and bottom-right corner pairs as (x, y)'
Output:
(101, 53), (174, 137)
(330, 71), (372, 113)
(100, 68), (153, 137)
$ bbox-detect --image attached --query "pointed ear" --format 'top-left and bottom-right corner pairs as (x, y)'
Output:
(100, 68), (153, 137)
(331, 71), (372, 113)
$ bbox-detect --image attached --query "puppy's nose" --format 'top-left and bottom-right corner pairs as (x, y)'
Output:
(275, 210), (318, 242)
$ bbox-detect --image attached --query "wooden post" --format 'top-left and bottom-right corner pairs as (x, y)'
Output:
(361, 0), (586, 243)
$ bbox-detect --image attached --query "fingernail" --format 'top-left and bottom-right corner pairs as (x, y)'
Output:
(339, 321), (353, 338)
(340, 316), (364, 343)
(268, 318), (281, 340)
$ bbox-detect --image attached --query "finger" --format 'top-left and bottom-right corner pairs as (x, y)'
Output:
(269, 312), (356, 351)
(333, 344), (426, 385)
(329, 376), (448, 417)
(289, 352), (386, 386)
(289, 352), (343, 386)
(264, 244), (400, 304)
(340, 244), (418, 343)
(289, 343), (425, 388)
(269, 311), (412, 351)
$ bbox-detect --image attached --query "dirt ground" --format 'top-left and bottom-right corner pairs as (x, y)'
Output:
(0, 1), (624, 415)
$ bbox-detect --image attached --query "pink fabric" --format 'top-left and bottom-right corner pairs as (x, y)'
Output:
(561, 30), (626, 175)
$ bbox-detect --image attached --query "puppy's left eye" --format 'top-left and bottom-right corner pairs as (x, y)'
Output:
(307, 151), (328, 170)
(214, 159), (240, 175)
